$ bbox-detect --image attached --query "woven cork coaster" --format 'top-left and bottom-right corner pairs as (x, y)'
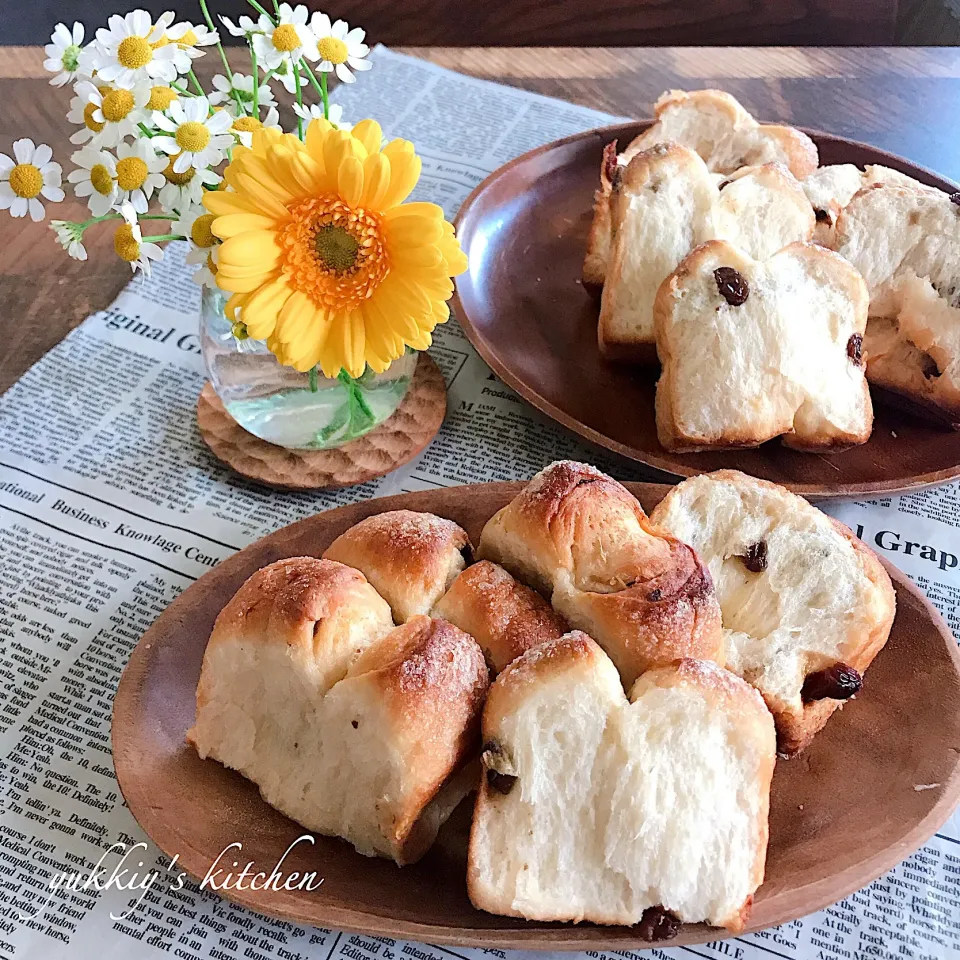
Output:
(196, 352), (447, 491)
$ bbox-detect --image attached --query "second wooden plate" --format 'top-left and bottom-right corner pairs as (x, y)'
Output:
(452, 123), (960, 498)
(112, 483), (960, 950)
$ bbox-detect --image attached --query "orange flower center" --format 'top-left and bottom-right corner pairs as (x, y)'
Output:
(271, 24), (300, 52)
(163, 155), (195, 185)
(148, 85), (177, 111)
(101, 88), (135, 122)
(279, 195), (389, 313)
(318, 37), (349, 64)
(114, 224), (141, 262)
(118, 35), (153, 69)
(83, 102), (105, 132)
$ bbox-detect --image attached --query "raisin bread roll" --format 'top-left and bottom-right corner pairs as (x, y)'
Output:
(654, 239), (872, 451)
(323, 510), (472, 623)
(188, 557), (489, 864)
(651, 471), (896, 754)
(835, 183), (960, 421)
(468, 632), (775, 932)
(599, 144), (814, 361)
(432, 560), (568, 673)
(476, 461), (722, 686)
(583, 88), (818, 287)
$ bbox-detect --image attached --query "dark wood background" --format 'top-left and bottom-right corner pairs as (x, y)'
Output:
(7, 0), (905, 47)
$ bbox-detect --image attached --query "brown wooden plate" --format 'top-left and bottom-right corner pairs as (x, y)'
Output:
(452, 123), (960, 498)
(112, 483), (960, 950)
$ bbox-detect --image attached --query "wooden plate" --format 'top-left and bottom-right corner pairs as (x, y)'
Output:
(452, 123), (960, 498)
(112, 483), (960, 950)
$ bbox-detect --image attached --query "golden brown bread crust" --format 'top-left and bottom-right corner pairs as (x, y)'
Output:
(432, 560), (569, 673)
(323, 510), (472, 623)
(477, 461), (723, 685)
(345, 615), (490, 854)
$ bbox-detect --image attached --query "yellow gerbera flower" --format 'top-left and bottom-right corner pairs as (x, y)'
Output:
(204, 118), (467, 378)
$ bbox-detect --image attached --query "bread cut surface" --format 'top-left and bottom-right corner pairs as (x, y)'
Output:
(651, 471), (896, 754)
(584, 88), (818, 286)
(835, 183), (960, 419)
(598, 145), (813, 360)
(468, 632), (775, 930)
(432, 559), (568, 673)
(187, 557), (489, 864)
(655, 240), (872, 451)
(323, 510), (472, 623)
(477, 460), (722, 686)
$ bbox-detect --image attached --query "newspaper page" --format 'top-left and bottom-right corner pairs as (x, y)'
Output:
(0, 46), (958, 960)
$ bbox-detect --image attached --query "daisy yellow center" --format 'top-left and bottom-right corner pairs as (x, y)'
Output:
(101, 88), (135, 122)
(117, 35), (153, 69)
(163, 155), (195, 185)
(232, 116), (261, 133)
(83, 103), (105, 132)
(90, 163), (114, 195)
(176, 121), (210, 153)
(9, 164), (43, 199)
(279, 195), (389, 312)
(148, 85), (177, 111)
(114, 224), (141, 262)
(191, 214), (217, 247)
(178, 29), (199, 47)
(116, 156), (149, 190)
(271, 24), (300, 52)
(317, 37), (349, 65)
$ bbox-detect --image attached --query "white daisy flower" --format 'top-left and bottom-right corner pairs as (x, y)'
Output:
(162, 21), (219, 59)
(115, 139), (166, 212)
(208, 73), (277, 113)
(219, 15), (260, 38)
(43, 22), (85, 87)
(157, 156), (220, 216)
(272, 59), (302, 95)
(115, 201), (164, 275)
(309, 13), (371, 84)
(92, 11), (188, 87)
(67, 86), (109, 145)
(291, 102), (351, 131)
(67, 146), (118, 216)
(252, 4), (318, 72)
(71, 80), (151, 148)
(188, 243), (219, 288)
(51, 220), (88, 261)
(230, 107), (281, 147)
(152, 96), (234, 173)
(0, 140), (64, 221)
(146, 83), (179, 114)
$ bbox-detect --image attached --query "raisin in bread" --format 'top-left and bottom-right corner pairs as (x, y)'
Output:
(476, 460), (722, 687)
(599, 144), (813, 361)
(468, 632), (775, 932)
(583, 88), (818, 288)
(324, 510), (472, 623)
(654, 239), (872, 451)
(651, 471), (896, 754)
(187, 557), (489, 864)
(835, 183), (960, 421)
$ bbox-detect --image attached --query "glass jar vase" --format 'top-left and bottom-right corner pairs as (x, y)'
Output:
(200, 288), (416, 450)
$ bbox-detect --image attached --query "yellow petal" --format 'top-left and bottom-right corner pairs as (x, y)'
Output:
(390, 244), (444, 269)
(212, 213), (278, 240)
(242, 277), (293, 339)
(361, 152), (391, 209)
(351, 119), (382, 157)
(224, 291), (250, 321)
(216, 270), (280, 293)
(220, 230), (282, 267)
(379, 140), (421, 208)
(274, 290), (317, 344)
(215, 261), (276, 280)
(337, 155), (364, 209)
(203, 191), (264, 217)
(382, 201), (443, 223)
(234, 171), (291, 219)
(239, 154), (298, 204)
(384, 214), (444, 247)
(305, 117), (334, 158)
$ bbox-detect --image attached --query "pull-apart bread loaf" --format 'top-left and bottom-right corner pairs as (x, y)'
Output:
(655, 240), (872, 451)
(835, 183), (960, 421)
(599, 144), (814, 361)
(802, 164), (941, 246)
(432, 559), (569, 673)
(323, 510), (472, 622)
(468, 632), (776, 932)
(583, 88), (818, 288)
(651, 472), (896, 755)
(476, 460), (722, 687)
(187, 557), (489, 865)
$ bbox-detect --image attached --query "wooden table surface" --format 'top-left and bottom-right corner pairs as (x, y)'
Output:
(2, 45), (960, 394)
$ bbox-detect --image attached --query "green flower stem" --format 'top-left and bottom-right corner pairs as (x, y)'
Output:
(309, 366), (318, 392)
(272, 0), (281, 14)
(138, 214), (174, 220)
(170, 80), (193, 95)
(300, 60), (325, 100)
(138, 122), (155, 138)
(320, 70), (330, 120)
(188, 68), (205, 96)
(244, 0), (275, 22)
(198, 0), (240, 114)
(338, 370), (375, 421)
(250, 46), (259, 115)
(141, 233), (187, 243)
(293, 61), (305, 140)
